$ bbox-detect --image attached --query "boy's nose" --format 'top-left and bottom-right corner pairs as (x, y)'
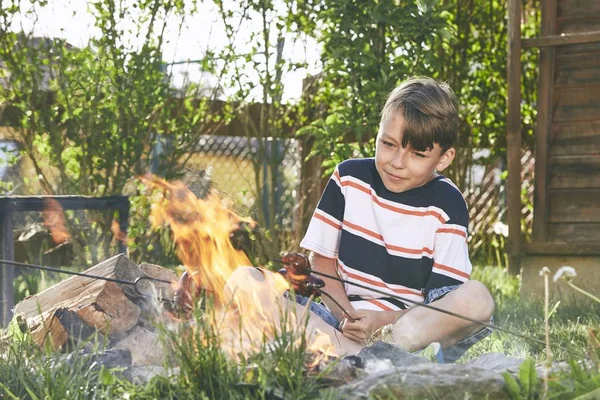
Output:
(390, 149), (407, 169)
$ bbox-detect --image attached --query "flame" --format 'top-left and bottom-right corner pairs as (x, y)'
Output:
(111, 219), (131, 247)
(306, 329), (338, 370)
(141, 175), (342, 360)
(144, 176), (255, 306)
(142, 175), (293, 354)
(42, 198), (70, 244)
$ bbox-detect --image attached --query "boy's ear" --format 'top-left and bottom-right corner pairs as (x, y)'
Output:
(436, 147), (456, 172)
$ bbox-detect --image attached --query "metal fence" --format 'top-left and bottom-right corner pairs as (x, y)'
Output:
(181, 134), (303, 229)
(182, 134), (535, 266)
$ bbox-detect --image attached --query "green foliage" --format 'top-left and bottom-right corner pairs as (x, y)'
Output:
(294, 0), (539, 190)
(0, 0), (225, 264)
(471, 265), (520, 309)
(295, 0), (452, 174)
(502, 358), (541, 400)
(0, 335), (124, 399)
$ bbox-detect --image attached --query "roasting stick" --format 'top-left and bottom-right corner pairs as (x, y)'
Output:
(273, 253), (587, 356)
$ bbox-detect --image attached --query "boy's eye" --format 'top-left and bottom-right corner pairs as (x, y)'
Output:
(413, 152), (426, 158)
(381, 140), (395, 148)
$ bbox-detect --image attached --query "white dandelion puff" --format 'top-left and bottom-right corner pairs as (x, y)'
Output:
(553, 266), (577, 282)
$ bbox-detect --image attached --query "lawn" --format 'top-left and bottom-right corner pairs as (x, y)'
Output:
(0, 264), (598, 399)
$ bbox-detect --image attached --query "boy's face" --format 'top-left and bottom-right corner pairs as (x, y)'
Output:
(375, 113), (455, 193)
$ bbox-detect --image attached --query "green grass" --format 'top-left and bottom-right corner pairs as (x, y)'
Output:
(1, 265), (598, 399)
(466, 265), (600, 363)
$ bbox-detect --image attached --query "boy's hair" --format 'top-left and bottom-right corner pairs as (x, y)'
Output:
(380, 77), (459, 152)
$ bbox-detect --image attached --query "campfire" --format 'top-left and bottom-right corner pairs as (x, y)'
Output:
(5, 178), (567, 399)
(12, 176), (337, 367)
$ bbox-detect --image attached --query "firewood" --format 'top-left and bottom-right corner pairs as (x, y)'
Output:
(14, 254), (141, 349)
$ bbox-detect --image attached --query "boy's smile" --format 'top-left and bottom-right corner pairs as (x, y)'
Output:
(375, 114), (455, 193)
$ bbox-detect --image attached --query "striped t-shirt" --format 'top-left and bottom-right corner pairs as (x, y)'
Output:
(300, 158), (472, 312)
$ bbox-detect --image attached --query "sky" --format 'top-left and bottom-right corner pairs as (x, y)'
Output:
(7, 0), (322, 102)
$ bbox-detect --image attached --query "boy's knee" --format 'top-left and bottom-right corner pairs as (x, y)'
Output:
(459, 280), (495, 322)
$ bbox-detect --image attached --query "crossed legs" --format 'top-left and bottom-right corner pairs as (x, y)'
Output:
(224, 267), (494, 356)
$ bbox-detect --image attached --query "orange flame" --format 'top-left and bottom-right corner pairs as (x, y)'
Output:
(142, 175), (337, 358)
(111, 219), (131, 247)
(143, 176), (255, 307)
(306, 329), (338, 370)
(42, 198), (70, 244)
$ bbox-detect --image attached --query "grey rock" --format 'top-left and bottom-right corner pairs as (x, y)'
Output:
(66, 348), (132, 369)
(337, 363), (510, 400)
(60, 348), (133, 381)
(130, 365), (179, 385)
(465, 352), (524, 373)
(357, 341), (431, 371)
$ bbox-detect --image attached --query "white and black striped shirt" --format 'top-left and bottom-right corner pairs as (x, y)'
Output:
(300, 158), (471, 312)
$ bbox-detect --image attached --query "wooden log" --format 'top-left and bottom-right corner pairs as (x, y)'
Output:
(138, 262), (177, 301)
(14, 254), (141, 349)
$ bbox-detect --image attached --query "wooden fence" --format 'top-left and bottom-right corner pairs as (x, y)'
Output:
(465, 150), (535, 265)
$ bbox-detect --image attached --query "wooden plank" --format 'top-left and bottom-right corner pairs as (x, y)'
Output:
(522, 30), (600, 48)
(552, 88), (600, 122)
(557, 0), (600, 19)
(550, 121), (600, 156)
(524, 241), (600, 255)
(554, 56), (600, 87)
(547, 222), (600, 242)
(548, 190), (600, 223)
(532, 0), (556, 244)
(507, 0), (522, 274)
(555, 41), (600, 56)
(556, 16), (600, 34)
(548, 155), (600, 189)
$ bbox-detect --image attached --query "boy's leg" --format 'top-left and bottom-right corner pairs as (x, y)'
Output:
(391, 280), (494, 352)
(225, 266), (363, 355)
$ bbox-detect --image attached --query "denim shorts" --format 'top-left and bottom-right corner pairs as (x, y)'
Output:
(286, 284), (492, 363)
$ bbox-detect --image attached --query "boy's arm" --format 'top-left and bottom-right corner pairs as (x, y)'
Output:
(311, 252), (409, 340)
(310, 252), (354, 322)
(425, 186), (472, 298)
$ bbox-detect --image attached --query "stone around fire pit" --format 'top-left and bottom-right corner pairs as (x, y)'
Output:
(336, 362), (510, 399)
(328, 342), (528, 399)
(357, 341), (430, 372)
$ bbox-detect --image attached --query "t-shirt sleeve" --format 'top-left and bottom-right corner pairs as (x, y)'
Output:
(424, 181), (472, 298)
(300, 165), (346, 258)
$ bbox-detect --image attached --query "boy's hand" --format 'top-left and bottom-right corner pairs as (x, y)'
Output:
(341, 309), (391, 342)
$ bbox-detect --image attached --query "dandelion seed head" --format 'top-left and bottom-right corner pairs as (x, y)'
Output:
(553, 266), (577, 282)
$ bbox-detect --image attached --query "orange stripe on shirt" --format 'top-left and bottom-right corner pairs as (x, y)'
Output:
(436, 227), (467, 238)
(343, 220), (433, 255)
(340, 179), (446, 223)
(366, 299), (394, 311)
(339, 264), (423, 297)
(314, 212), (342, 230)
(433, 262), (470, 279)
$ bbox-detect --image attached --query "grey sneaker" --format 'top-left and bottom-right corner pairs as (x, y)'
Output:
(419, 342), (444, 363)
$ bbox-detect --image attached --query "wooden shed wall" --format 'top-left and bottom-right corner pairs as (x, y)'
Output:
(544, 0), (600, 243)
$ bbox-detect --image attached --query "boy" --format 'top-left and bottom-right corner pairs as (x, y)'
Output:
(297, 77), (494, 362)
(227, 77), (494, 362)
